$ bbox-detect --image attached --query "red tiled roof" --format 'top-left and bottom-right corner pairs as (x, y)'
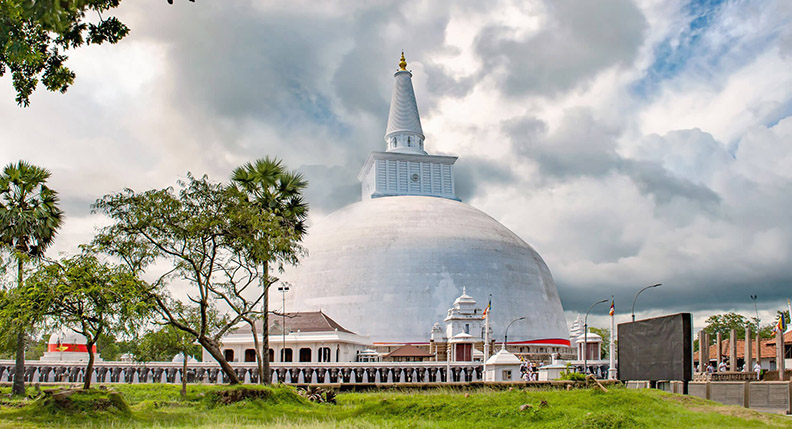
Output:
(699, 338), (776, 361)
(766, 330), (792, 346)
(233, 311), (355, 335)
(384, 344), (434, 358)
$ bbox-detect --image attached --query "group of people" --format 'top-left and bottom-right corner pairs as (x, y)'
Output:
(699, 359), (762, 379)
(519, 359), (538, 381)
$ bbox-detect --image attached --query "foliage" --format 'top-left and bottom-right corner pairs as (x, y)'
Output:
(25, 253), (152, 388)
(95, 333), (136, 361)
(92, 173), (293, 384)
(0, 0), (130, 106)
(0, 161), (64, 261)
(1, 384), (789, 428)
(702, 312), (776, 342)
(560, 363), (587, 381)
(134, 323), (202, 363)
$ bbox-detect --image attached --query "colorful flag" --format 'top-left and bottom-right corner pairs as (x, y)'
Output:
(774, 314), (787, 334)
(609, 300), (615, 316)
(482, 299), (491, 319)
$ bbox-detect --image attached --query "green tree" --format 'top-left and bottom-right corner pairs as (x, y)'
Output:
(231, 157), (308, 384)
(26, 253), (151, 389)
(93, 174), (284, 384)
(0, 160), (63, 396)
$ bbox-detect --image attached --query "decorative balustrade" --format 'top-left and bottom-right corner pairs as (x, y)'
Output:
(0, 361), (483, 385)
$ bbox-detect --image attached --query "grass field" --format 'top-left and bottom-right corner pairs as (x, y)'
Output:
(0, 383), (790, 428)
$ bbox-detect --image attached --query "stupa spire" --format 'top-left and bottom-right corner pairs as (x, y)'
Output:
(358, 54), (459, 201)
(385, 52), (426, 154)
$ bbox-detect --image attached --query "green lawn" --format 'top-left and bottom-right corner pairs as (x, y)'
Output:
(0, 383), (789, 428)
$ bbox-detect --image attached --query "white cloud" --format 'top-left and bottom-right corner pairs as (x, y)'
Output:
(1, 0), (791, 325)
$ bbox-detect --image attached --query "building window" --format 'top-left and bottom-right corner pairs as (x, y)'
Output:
(244, 349), (256, 362)
(408, 136), (411, 147)
(464, 324), (470, 334)
(268, 348), (274, 362)
(281, 348), (293, 362)
(318, 347), (331, 362)
(224, 349), (235, 362)
(299, 347), (312, 362)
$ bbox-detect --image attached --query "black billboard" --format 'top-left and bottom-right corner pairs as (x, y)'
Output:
(618, 313), (692, 381)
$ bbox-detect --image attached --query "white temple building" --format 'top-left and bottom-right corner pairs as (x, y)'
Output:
(281, 53), (570, 349)
(212, 311), (372, 363)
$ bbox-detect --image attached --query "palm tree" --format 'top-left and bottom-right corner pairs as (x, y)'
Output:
(231, 157), (308, 384)
(0, 161), (63, 395)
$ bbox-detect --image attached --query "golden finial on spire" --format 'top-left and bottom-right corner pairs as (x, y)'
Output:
(399, 51), (407, 71)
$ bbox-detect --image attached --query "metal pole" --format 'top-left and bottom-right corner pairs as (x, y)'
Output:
(631, 283), (661, 322)
(278, 285), (289, 362)
(751, 294), (760, 368)
(483, 294), (491, 379)
(609, 296), (616, 379)
(585, 299), (608, 376)
(503, 317), (526, 351)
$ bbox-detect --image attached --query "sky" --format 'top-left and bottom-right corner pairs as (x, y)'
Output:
(1, 0), (792, 332)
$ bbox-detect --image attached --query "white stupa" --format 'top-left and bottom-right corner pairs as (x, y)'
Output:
(282, 53), (569, 346)
(40, 330), (102, 362)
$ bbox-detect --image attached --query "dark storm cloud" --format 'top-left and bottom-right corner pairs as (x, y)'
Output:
(454, 157), (515, 202)
(297, 164), (360, 215)
(504, 109), (721, 209)
(475, 0), (647, 97)
(423, 62), (477, 99)
(558, 269), (792, 318)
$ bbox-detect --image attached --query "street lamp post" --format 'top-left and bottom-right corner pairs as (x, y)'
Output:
(750, 294), (760, 368)
(278, 285), (289, 363)
(584, 299), (609, 376)
(631, 283), (662, 322)
(503, 317), (527, 351)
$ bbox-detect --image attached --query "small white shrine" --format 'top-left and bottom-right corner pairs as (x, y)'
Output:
(484, 348), (522, 381)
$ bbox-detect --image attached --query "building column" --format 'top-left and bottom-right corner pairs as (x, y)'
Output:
(755, 329), (761, 369)
(729, 329), (737, 372)
(776, 329), (786, 381)
(698, 331), (707, 372)
(744, 327), (752, 373)
(716, 332), (722, 368)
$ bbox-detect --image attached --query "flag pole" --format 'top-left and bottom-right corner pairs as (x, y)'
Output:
(483, 294), (491, 380)
(608, 296), (617, 380)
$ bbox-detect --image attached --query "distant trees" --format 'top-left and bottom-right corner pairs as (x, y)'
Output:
(0, 161), (63, 395)
(702, 312), (775, 342)
(135, 313), (204, 398)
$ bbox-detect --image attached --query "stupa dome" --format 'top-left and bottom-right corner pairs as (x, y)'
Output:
(283, 195), (569, 345)
(48, 331), (88, 346)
